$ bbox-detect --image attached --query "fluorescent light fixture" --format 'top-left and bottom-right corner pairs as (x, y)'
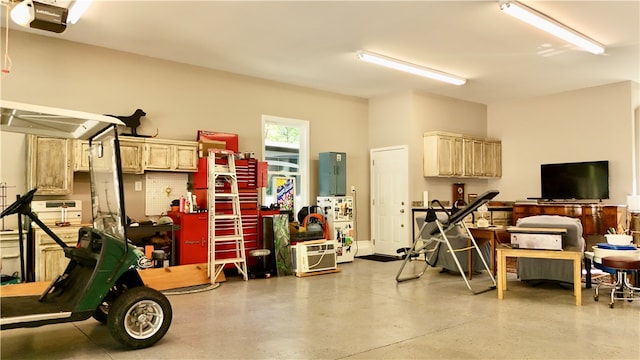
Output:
(67, 0), (93, 24)
(357, 50), (466, 86)
(499, 0), (605, 55)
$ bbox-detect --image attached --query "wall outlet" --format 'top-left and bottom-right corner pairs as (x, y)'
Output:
(135, 181), (142, 192)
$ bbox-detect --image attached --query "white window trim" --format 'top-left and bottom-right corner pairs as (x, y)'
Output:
(261, 115), (309, 214)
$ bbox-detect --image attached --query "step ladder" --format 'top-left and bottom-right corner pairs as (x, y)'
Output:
(207, 149), (248, 282)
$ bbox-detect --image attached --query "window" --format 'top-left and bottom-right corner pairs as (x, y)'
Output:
(261, 115), (309, 215)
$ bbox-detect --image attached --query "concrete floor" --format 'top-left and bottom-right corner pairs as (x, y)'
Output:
(1, 258), (639, 359)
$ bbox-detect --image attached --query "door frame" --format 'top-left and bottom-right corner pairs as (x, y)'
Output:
(369, 145), (410, 256)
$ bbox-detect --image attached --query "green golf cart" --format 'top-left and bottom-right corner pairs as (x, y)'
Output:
(0, 101), (172, 349)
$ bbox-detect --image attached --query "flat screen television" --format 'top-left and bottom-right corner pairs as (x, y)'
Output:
(540, 160), (609, 200)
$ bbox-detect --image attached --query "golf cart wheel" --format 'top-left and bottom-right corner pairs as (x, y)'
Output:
(107, 286), (172, 349)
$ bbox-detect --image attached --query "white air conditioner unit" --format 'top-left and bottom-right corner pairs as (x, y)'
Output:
(291, 240), (337, 274)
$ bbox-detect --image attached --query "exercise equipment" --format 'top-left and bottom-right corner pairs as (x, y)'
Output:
(395, 190), (499, 294)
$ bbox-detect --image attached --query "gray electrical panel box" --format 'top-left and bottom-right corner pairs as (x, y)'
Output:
(319, 152), (346, 196)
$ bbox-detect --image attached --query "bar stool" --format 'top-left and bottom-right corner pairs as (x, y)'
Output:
(594, 256), (640, 308)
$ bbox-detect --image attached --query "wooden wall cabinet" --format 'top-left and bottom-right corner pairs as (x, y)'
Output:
(512, 203), (627, 236)
(143, 139), (198, 172)
(74, 137), (196, 173)
(34, 226), (80, 281)
(27, 135), (74, 195)
(424, 132), (501, 178)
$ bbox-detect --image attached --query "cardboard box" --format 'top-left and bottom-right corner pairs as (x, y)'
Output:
(197, 130), (239, 152)
(198, 140), (226, 157)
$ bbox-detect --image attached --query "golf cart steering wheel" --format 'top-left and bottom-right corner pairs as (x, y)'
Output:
(0, 188), (38, 219)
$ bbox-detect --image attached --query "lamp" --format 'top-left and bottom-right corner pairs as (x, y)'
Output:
(67, 0), (93, 24)
(357, 50), (466, 86)
(499, 0), (605, 55)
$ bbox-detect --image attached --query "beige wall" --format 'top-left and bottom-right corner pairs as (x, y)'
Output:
(369, 90), (489, 206)
(0, 31), (370, 237)
(368, 82), (638, 209)
(487, 81), (637, 204)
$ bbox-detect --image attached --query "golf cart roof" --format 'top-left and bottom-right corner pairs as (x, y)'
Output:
(1, 100), (124, 140)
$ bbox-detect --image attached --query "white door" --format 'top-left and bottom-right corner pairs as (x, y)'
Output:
(370, 146), (410, 256)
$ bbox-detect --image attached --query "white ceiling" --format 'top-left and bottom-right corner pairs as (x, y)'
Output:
(6, 0), (640, 104)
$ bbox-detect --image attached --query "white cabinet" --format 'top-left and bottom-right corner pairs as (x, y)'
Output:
(27, 135), (74, 195)
(424, 132), (501, 178)
(0, 230), (23, 278)
(143, 139), (198, 172)
(423, 132), (463, 177)
(34, 226), (80, 281)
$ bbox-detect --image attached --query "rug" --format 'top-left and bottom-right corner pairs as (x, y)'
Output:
(358, 254), (402, 262)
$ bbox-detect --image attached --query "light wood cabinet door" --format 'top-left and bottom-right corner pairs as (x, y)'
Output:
(144, 142), (173, 170)
(119, 139), (144, 174)
(463, 138), (485, 176)
(424, 132), (463, 176)
(483, 140), (502, 177)
(74, 140), (90, 172)
(175, 144), (198, 171)
(34, 227), (79, 281)
(27, 135), (74, 195)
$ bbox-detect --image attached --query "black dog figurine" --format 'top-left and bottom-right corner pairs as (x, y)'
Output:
(106, 109), (157, 137)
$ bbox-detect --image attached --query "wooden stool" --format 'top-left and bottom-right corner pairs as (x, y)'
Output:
(594, 256), (640, 308)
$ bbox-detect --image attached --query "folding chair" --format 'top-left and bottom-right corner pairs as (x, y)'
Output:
(395, 190), (499, 294)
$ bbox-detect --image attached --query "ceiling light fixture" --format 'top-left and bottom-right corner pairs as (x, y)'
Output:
(499, 0), (605, 55)
(357, 50), (466, 86)
(67, 0), (93, 24)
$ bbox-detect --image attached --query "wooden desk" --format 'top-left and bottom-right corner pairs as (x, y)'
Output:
(496, 247), (582, 306)
(469, 226), (509, 276)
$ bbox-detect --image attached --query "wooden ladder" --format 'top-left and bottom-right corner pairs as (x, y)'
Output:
(207, 149), (248, 282)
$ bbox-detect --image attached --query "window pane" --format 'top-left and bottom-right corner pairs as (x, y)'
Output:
(262, 116), (308, 215)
